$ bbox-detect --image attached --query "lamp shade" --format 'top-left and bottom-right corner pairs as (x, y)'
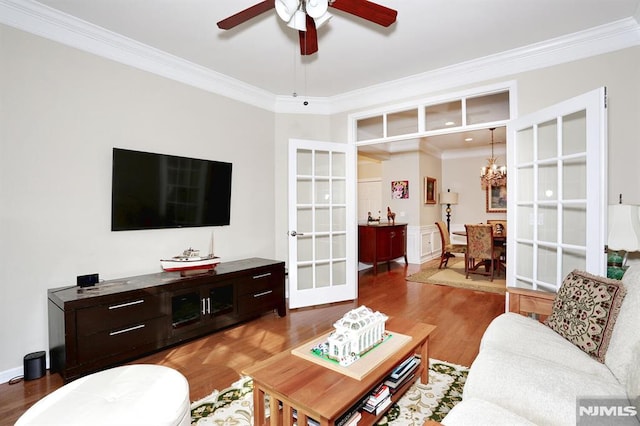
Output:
(608, 204), (640, 251)
(440, 192), (459, 205)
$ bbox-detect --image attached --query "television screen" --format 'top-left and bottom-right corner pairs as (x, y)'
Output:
(111, 148), (232, 231)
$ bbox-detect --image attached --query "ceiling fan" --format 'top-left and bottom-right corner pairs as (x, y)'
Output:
(217, 0), (397, 55)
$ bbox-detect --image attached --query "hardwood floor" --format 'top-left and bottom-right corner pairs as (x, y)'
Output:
(0, 259), (505, 425)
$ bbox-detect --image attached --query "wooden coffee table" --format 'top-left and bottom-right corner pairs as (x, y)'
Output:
(243, 317), (436, 426)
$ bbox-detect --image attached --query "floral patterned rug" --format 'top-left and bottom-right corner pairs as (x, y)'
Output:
(190, 359), (468, 425)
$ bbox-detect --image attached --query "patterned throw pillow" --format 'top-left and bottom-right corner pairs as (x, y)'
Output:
(545, 270), (627, 363)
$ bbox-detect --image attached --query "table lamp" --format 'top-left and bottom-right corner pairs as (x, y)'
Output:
(440, 189), (459, 233)
(607, 202), (640, 279)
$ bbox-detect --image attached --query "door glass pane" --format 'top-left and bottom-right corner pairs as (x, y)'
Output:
(316, 263), (330, 288)
(333, 206), (346, 232)
(388, 109), (419, 137)
(466, 91), (510, 124)
(297, 207), (312, 233)
(562, 248), (586, 277)
(516, 242), (534, 277)
(562, 110), (587, 155)
(516, 206), (534, 239)
(332, 152), (346, 177)
(315, 180), (330, 204)
(517, 167), (534, 203)
(297, 149), (312, 175)
(297, 235), (313, 262)
(316, 207), (330, 232)
(297, 264), (313, 290)
(563, 157), (587, 199)
(332, 180), (346, 204)
(315, 151), (330, 175)
(538, 205), (557, 243)
(297, 179), (312, 204)
(357, 116), (384, 141)
(425, 100), (462, 130)
(537, 245), (557, 284)
(516, 127), (534, 163)
(332, 260), (347, 286)
(538, 163), (557, 201)
(537, 120), (557, 160)
(316, 235), (330, 260)
(563, 205), (587, 246)
(332, 234), (346, 258)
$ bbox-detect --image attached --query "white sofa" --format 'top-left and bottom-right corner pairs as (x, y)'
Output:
(442, 265), (640, 426)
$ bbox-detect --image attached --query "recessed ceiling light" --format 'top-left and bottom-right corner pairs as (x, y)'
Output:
(445, 121), (455, 126)
(465, 138), (473, 142)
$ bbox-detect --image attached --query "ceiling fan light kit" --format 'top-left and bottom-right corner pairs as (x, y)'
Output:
(275, 0), (301, 22)
(217, 0), (397, 55)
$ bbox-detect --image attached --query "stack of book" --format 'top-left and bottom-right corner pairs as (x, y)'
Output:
(384, 355), (421, 392)
(362, 384), (392, 415)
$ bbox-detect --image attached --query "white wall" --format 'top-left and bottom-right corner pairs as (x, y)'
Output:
(442, 152), (507, 230)
(0, 26), (276, 378)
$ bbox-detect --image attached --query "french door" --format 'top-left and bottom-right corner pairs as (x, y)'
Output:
(506, 88), (607, 292)
(287, 139), (357, 309)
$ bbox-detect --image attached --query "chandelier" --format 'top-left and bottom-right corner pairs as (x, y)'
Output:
(276, 0), (333, 31)
(480, 128), (506, 189)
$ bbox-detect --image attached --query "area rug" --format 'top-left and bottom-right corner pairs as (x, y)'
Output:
(190, 359), (468, 425)
(406, 258), (506, 294)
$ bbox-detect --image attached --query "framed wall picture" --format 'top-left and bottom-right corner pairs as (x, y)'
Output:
(424, 177), (436, 204)
(486, 183), (507, 213)
(391, 180), (409, 199)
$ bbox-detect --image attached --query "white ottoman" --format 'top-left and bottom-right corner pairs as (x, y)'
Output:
(16, 364), (190, 426)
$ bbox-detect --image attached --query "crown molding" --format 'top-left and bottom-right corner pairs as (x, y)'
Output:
(274, 95), (332, 115)
(327, 17), (640, 114)
(2, 0), (639, 115)
(0, 0), (276, 111)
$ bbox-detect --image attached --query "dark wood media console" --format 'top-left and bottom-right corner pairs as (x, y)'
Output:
(48, 257), (285, 381)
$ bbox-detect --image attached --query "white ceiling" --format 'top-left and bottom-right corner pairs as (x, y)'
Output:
(30, 0), (640, 98)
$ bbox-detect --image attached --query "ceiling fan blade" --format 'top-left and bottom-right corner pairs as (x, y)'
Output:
(299, 15), (318, 55)
(217, 0), (276, 30)
(329, 0), (397, 27)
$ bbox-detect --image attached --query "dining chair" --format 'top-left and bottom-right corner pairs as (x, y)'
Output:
(486, 219), (507, 265)
(435, 221), (466, 269)
(486, 219), (507, 237)
(464, 224), (503, 281)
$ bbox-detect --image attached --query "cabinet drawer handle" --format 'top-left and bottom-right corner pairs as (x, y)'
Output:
(254, 290), (273, 298)
(252, 272), (272, 279)
(109, 324), (145, 336)
(108, 299), (144, 310)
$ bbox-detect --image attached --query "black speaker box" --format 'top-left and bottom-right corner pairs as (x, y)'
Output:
(24, 351), (46, 380)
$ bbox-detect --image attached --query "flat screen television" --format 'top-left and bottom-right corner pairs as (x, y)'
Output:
(111, 148), (232, 231)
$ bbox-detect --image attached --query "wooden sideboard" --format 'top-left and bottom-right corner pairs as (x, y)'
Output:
(358, 223), (408, 274)
(48, 258), (285, 381)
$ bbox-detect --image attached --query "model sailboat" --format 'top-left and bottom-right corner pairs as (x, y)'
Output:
(160, 233), (220, 272)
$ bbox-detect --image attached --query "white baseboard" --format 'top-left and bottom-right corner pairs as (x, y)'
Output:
(0, 365), (24, 384)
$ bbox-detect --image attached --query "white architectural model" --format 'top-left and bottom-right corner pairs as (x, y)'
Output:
(326, 306), (388, 365)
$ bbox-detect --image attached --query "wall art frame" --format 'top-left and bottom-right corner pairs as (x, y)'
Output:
(424, 177), (436, 204)
(486, 182), (507, 213)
